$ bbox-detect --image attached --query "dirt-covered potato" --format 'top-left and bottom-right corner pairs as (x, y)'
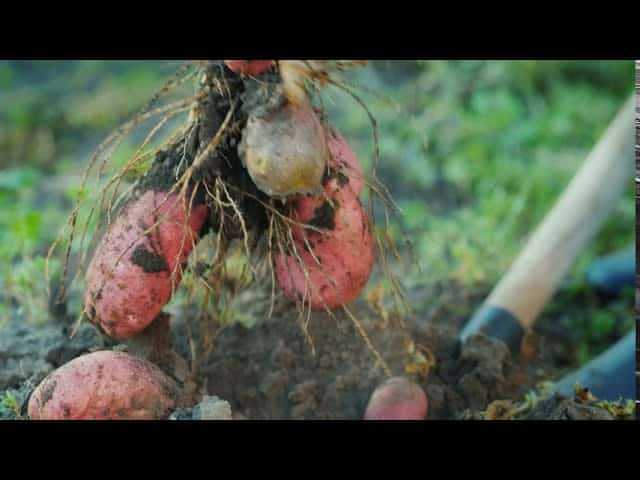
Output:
(224, 60), (273, 76)
(27, 350), (183, 420)
(84, 190), (208, 339)
(274, 177), (374, 310)
(275, 124), (375, 310)
(326, 127), (364, 195)
(364, 377), (428, 420)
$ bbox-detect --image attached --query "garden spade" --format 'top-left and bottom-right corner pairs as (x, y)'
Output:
(459, 94), (634, 353)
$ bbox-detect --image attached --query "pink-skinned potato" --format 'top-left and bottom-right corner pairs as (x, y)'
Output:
(28, 350), (183, 420)
(326, 126), (364, 195)
(274, 180), (374, 310)
(364, 377), (428, 420)
(84, 190), (208, 339)
(224, 60), (273, 76)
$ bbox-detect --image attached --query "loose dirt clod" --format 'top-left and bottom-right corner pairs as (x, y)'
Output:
(194, 395), (233, 420)
(525, 394), (615, 420)
(1, 289), (629, 420)
(169, 395), (233, 420)
(0, 317), (102, 394)
(167, 293), (524, 419)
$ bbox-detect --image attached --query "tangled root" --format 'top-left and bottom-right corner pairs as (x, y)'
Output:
(48, 60), (415, 380)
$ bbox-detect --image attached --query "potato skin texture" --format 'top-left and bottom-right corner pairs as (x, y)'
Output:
(274, 178), (374, 310)
(326, 127), (364, 195)
(364, 377), (428, 420)
(27, 351), (182, 420)
(273, 127), (372, 310)
(224, 60), (273, 76)
(84, 190), (208, 339)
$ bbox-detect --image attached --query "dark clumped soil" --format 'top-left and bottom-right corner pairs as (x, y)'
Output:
(525, 393), (614, 420)
(0, 287), (626, 420)
(169, 283), (620, 420)
(0, 316), (105, 417)
(173, 303), (524, 420)
(0, 318), (101, 393)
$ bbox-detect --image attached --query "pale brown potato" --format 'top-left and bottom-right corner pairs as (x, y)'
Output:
(240, 100), (329, 199)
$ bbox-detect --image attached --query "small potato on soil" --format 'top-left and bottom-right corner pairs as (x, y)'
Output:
(274, 179), (374, 310)
(364, 377), (428, 420)
(84, 190), (208, 339)
(224, 60), (274, 76)
(27, 350), (183, 420)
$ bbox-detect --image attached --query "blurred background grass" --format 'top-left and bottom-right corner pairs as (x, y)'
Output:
(0, 60), (634, 365)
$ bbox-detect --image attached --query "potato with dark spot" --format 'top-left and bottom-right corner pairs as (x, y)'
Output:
(326, 126), (364, 195)
(84, 190), (208, 338)
(274, 174), (374, 310)
(28, 350), (183, 420)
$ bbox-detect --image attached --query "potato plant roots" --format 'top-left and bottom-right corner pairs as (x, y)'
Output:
(47, 60), (413, 393)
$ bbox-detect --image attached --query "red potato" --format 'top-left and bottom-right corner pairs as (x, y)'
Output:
(28, 350), (182, 420)
(274, 180), (374, 310)
(326, 127), (364, 195)
(364, 377), (428, 420)
(224, 60), (274, 76)
(84, 190), (208, 339)
(273, 126), (373, 310)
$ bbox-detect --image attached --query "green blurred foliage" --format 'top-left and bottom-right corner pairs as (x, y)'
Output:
(0, 60), (633, 363)
(0, 61), (171, 325)
(0, 61), (168, 173)
(0, 390), (20, 418)
(326, 60), (633, 289)
(0, 166), (56, 325)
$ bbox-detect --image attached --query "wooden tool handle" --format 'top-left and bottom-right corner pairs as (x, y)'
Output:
(460, 94), (635, 349)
